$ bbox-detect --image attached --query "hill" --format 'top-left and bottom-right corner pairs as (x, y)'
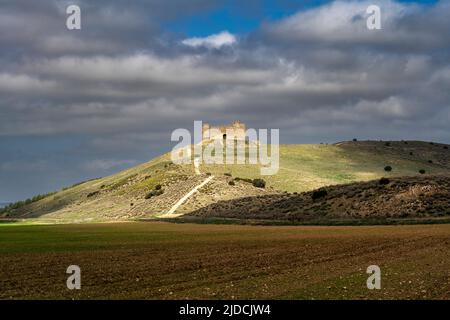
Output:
(1, 140), (450, 223)
(0, 202), (11, 208)
(187, 175), (450, 223)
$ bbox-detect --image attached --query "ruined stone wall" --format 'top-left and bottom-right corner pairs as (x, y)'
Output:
(202, 121), (246, 140)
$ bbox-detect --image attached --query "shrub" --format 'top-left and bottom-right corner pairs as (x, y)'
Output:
(252, 179), (266, 188)
(224, 173), (232, 177)
(409, 152), (413, 156)
(419, 169), (426, 174)
(384, 166), (392, 172)
(145, 191), (154, 199)
(444, 146), (449, 150)
(145, 189), (164, 199)
(353, 138), (357, 142)
(428, 160), (433, 164)
(385, 142), (391, 147)
(145, 184), (164, 199)
(234, 177), (253, 184)
(312, 189), (328, 200)
(379, 177), (390, 185)
(228, 181), (235, 186)
(87, 191), (100, 198)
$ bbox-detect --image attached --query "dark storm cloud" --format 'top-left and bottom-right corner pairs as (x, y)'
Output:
(1, 0), (450, 200)
(0, 0), (218, 59)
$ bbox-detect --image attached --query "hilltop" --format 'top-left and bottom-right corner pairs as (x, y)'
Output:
(1, 140), (450, 223)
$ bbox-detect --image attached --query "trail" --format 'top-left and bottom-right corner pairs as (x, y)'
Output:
(164, 175), (215, 217)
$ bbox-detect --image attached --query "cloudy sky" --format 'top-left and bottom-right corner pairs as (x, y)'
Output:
(1, 0), (449, 201)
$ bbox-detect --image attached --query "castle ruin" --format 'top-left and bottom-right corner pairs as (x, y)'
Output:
(202, 121), (246, 141)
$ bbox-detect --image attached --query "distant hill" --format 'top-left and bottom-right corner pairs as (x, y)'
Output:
(2, 140), (450, 223)
(0, 202), (11, 208)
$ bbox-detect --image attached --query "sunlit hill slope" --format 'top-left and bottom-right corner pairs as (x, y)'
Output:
(2, 140), (450, 223)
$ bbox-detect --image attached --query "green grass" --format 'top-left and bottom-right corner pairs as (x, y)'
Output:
(0, 222), (182, 254)
(146, 216), (450, 226)
(201, 142), (448, 192)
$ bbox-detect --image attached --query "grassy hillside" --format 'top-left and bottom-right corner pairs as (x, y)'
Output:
(1, 140), (449, 222)
(202, 140), (450, 192)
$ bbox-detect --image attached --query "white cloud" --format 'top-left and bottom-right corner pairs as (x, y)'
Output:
(267, 0), (444, 49)
(0, 73), (57, 94)
(182, 31), (236, 49)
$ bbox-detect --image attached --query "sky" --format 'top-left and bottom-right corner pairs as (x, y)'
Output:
(0, 0), (449, 201)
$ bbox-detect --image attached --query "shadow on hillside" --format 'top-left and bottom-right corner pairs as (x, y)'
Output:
(184, 175), (450, 222)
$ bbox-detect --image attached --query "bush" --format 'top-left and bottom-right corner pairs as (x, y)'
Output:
(252, 179), (266, 188)
(145, 184), (164, 199)
(312, 189), (328, 200)
(385, 142), (391, 147)
(353, 138), (357, 142)
(145, 189), (164, 199)
(384, 166), (392, 172)
(234, 177), (253, 184)
(379, 177), (390, 185)
(228, 181), (235, 186)
(428, 160), (433, 164)
(444, 146), (449, 150)
(409, 152), (413, 156)
(224, 173), (232, 177)
(87, 191), (100, 198)
(419, 169), (426, 174)
(145, 191), (154, 199)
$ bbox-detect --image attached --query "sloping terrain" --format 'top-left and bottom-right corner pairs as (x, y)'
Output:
(1, 140), (450, 222)
(187, 175), (450, 222)
(200, 140), (450, 193)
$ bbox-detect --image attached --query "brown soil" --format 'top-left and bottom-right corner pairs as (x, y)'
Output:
(1, 222), (449, 299)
